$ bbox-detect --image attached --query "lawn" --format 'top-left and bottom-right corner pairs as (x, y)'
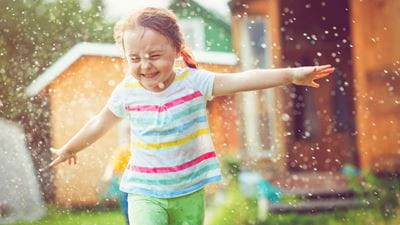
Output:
(7, 203), (400, 225)
(9, 206), (125, 225)
(8, 171), (400, 225)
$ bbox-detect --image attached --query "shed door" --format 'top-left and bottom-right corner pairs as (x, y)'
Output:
(279, 0), (358, 172)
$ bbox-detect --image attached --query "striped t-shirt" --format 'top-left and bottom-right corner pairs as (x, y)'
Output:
(107, 67), (222, 198)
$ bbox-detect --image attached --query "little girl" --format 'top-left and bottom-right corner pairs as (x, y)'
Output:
(49, 7), (335, 225)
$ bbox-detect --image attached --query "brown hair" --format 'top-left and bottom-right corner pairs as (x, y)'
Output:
(114, 7), (197, 69)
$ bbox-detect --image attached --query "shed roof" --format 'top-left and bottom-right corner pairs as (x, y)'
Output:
(26, 42), (237, 97)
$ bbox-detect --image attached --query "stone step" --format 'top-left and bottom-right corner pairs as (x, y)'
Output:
(282, 187), (356, 200)
(268, 198), (363, 213)
(263, 172), (364, 213)
(270, 172), (349, 193)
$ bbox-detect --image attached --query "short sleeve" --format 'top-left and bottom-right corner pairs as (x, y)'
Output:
(188, 69), (215, 100)
(107, 82), (127, 118)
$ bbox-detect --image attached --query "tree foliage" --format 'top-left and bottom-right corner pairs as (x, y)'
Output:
(0, 0), (113, 119)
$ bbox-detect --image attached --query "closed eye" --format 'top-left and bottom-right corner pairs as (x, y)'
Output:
(150, 55), (161, 60)
(130, 57), (140, 63)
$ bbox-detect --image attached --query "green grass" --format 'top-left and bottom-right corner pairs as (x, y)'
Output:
(9, 206), (126, 225)
(256, 208), (400, 225)
(7, 203), (400, 225)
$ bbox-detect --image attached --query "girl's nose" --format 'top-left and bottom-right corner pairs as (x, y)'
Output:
(140, 59), (152, 72)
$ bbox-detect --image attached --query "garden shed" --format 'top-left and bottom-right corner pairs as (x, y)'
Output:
(229, 0), (400, 176)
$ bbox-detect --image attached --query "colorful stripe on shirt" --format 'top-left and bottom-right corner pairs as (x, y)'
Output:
(134, 116), (207, 136)
(132, 128), (209, 150)
(127, 163), (220, 185)
(125, 91), (202, 112)
(121, 175), (222, 198)
(128, 151), (216, 173)
(131, 103), (205, 126)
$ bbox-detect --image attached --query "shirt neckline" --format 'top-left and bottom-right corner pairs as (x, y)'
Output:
(139, 67), (184, 96)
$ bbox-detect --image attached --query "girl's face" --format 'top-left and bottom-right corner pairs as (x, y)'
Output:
(123, 27), (179, 92)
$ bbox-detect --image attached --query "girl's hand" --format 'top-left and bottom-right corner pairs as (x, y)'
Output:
(292, 65), (335, 88)
(48, 147), (77, 168)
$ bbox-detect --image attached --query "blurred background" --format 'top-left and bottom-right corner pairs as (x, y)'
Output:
(1, 0), (400, 224)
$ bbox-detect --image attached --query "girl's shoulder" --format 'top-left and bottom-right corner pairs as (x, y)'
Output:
(176, 67), (215, 100)
(109, 75), (139, 99)
(175, 67), (214, 81)
(119, 75), (139, 89)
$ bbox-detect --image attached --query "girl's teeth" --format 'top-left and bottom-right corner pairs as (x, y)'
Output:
(144, 73), (157, 78)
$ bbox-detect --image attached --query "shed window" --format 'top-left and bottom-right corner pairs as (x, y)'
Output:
(239, 16), (278, 159)
(179, 19), (205, 51)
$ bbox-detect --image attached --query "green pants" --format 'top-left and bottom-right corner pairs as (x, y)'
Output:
(128, 189), (205, 225)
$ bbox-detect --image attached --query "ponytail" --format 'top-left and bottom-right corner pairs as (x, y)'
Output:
(180, 48), (197, 69)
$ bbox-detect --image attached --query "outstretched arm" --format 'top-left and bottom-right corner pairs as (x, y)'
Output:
(212, 65), (335, 96)
(49, 106), (122, 168)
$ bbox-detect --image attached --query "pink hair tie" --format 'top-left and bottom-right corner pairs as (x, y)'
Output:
(180, 49), (197, 69)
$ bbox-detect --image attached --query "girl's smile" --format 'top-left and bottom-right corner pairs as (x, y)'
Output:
(141, 72), (159, 79)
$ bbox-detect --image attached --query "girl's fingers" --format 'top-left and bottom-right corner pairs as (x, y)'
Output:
(314, 66), (334, 74)
(68, 156), (77, 165)
(49, 147), (77, 167)
(316, 65), (333, 70)
(311, 81), (320, 88)
(296, 65), (334, 88)
(50, 147), (59, 155)
(305, 65), (333, 76)
(49, 157), (64, 168)
(315, 68), (335, 77)
(315, 71), (332, 79)
(316, 68), (334, 74)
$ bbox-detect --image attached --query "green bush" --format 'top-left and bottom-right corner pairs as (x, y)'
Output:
(208, 180), (258, 225)
(347, 170), (400, 221)
(210, 160), (400, 225)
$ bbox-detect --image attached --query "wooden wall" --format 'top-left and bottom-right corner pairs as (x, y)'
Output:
(350, 0), (400, 171)
(200, 64), (241, 155)
(50, 56), (125, 206)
